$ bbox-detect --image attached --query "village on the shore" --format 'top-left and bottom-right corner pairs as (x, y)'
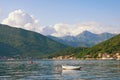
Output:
(52, 53), (120, 60)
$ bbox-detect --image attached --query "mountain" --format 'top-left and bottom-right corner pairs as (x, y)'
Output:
(48, 47), (87, 58)
(0, 24), (68, 58)
(48, 31), (115, 47)
(77, 34), (120, 58)
(47, 35), (77, 47)
(50, 34), (120, 59)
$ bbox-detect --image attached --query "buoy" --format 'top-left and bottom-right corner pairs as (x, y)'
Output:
(29, 61), (33, 64)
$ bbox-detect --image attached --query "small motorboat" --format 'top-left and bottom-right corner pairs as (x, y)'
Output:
(62, 65), (81, 70)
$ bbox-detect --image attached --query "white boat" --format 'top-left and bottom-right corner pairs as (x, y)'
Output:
(62, 65), (81, 70)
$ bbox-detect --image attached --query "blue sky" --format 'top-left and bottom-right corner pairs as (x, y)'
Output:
(0, 0), (120, 36)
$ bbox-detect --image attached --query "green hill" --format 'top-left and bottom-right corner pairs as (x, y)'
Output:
(0, 24), (68, 58)
(77, 34), (120, 58)
(48, 47), (87, 58)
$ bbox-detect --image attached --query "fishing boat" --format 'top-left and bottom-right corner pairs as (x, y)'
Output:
(62, 65), (81, 70)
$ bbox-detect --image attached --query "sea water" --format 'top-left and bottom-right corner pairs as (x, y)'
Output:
(0, 60), (119, 80)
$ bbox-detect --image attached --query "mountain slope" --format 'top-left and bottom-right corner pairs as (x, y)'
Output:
(0, 42), (20, 57)
(77, 34), (120, 58)
(0, 24), (68, 58)
(48, 47), (87, 58)
(48, 31), (115, 47)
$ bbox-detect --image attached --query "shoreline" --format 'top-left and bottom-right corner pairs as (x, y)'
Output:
(0, 57), (119, 61)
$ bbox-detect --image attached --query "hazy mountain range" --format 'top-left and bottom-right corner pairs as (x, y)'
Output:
(48, 31), (116, 47)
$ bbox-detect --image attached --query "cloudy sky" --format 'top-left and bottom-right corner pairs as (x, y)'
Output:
(0, 0), (120, 37)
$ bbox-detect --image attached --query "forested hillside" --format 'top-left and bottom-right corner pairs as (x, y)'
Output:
(0, 24), (68, 58)
(77, 34), (120, 58)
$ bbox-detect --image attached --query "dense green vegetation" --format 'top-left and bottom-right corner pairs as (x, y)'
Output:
(77, 34), (120, 58)
(0, 42), (20, 57)
(48, 47), (87, 58)
(0, 24), (68, 58)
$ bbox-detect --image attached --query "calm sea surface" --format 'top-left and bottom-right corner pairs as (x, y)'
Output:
(0, 60), (119, 80)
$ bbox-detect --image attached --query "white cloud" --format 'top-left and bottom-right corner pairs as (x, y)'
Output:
(40, 25), (56, 35)
(50, 22), (120, 37)
(1, 9), (119, 37)
(50, 22), (103, 37)
(52, 23), (73, 36)
(2, 9), (41, 32)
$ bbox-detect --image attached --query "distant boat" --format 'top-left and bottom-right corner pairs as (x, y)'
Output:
(29, 61), (33, 64)
(62, 65), (81, 70)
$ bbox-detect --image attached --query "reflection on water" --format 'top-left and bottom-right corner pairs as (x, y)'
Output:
(0, 60), (119, 80)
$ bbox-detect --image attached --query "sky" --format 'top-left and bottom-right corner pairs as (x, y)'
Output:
(0, 0), (120, 37)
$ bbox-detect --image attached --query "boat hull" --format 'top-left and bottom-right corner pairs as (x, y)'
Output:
(62, 65), (81, 70)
